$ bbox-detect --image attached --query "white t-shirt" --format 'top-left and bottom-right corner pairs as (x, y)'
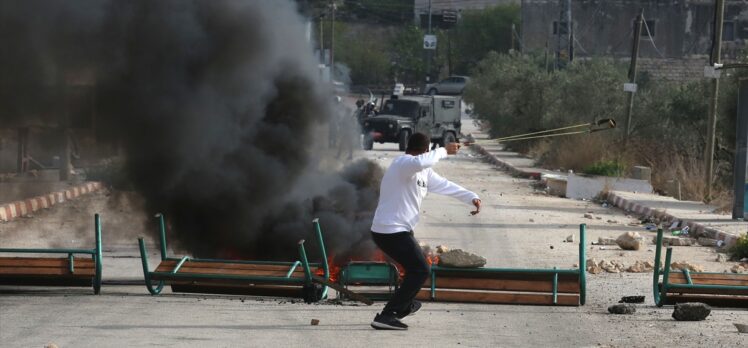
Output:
(371, 148), (480, 234)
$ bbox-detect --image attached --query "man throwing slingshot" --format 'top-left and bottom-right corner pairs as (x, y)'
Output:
(370, 133), (481, 330)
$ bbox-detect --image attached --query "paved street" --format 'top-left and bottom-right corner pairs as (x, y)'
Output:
(1, 136), (746, 347)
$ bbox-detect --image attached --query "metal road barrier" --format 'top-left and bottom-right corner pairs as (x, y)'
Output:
(416, 224), (587, 306)
(653, 228), (748, 307)
(137, 214), (330, 302)
(0, 214), (103, 294)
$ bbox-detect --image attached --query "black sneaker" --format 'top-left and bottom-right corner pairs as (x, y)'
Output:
(371, 313), (408, 330)
(396, 300), (422, 319)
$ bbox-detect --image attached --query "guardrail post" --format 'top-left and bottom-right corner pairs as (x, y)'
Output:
(298, 239), (313, 285)
(157, 213), (167, 261)
(93, 214), (102, 294)
(659, 247), (674, 307)
(653, 228), (664, 306)
(138, 238), (164, 295)
(313, 218), (329, 298)
(579, 223), (586, 305)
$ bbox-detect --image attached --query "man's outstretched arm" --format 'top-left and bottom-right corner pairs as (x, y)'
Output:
(399, 143), (462, 176)
(427, 171), (481, 215)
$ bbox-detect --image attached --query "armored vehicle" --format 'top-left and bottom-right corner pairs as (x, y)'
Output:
(362, 95), (462, 151)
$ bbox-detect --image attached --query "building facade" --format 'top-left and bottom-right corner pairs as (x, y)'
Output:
(415, 0), (520, 26)
(521, 0), (748, 60)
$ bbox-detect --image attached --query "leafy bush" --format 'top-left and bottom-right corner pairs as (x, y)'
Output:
(730, 234), (748, 260)
(464, 51), (748, 200)
(582, 160), (625, 177)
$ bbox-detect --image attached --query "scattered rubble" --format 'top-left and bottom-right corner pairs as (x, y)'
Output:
(608, 304), (636, 314)
(310, 319), (320, 326)
(670, 261), (705, 273)
(436, 245), (450, 254)
(716, 254), (728, 263)
(697, 238), (719, 247)
(583, 213), (593, 219)
(731, 264), (747, 273)
(735, 323), (748, 334)
(626, 261), (654, 273)
(602, 260), (627, 273)
(619, 296), (645, 304)
(586, 258), (603, 274)
(672, 303), (711, 321)
(606, 220), (618, 224)
(586, 259), (656, 274)
(564, 235), (575, 243)
(438, 249), (486, 268)
(659, 236), (696, 247)
(616, 232), (644, 250)
(419, 242), (432, 255)
(594, 237), (617, 245)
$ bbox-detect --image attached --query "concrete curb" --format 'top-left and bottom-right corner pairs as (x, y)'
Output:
(606, 191), (740, 248)
(472, 140), (741, 248)
(0, 182), (103, 222)
(471, 143), (541, 179)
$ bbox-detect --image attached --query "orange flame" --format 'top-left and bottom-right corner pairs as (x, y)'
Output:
(426, 254), (439, 266)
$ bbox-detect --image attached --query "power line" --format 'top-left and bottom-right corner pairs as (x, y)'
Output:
(573, 36), (589, 56)
(642, 14), (667, 59)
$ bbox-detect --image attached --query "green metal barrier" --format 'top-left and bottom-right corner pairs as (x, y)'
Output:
(653, 228), (748, 307)
(137, 214), (330, 300)
(0, 214), (103, 294)
(426, 223), (587, 306)
(339, 262), (399, 300)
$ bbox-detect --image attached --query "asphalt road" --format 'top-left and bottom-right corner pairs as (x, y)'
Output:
(1, 138), (746, 347)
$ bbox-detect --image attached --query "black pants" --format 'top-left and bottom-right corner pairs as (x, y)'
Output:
(371, 231), (429, 316)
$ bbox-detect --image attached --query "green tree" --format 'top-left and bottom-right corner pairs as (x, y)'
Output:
(451, 5), (520, 75)
(390, 25), (428, 84)
(335, 24), (391, 85)
(343, 0), (413, 24)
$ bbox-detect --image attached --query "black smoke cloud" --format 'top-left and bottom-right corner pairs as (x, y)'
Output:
(0, 0), (382, 260)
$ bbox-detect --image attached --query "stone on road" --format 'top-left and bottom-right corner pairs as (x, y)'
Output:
(672, 303), (711, 321)
(438, 249), (487, 268)
(608, 304), (636, 314)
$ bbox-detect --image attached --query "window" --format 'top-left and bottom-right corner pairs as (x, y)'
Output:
(553, 21), (569, 35)
(711, 21), (736, 41)
(635, 19), (656, 37)
(421, 106), (430, 119)
(723, 21), (735, 41)
(739, 21), (748, 40)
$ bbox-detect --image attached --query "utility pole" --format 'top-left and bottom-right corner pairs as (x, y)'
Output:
(565, 0), (572, 63)
(330, 2), (336, 71)
(511, 23), (515, 52)
(319, 14), (324, 65)
(555, 0), (571, 69)
(624, 9), (644, 146)
(732, 79), (748, 219)
(426, 0), (432, 83)
(705, 0), (725, 201)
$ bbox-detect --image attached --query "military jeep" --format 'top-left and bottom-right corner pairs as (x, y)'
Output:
(362, 95), (462, 151)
